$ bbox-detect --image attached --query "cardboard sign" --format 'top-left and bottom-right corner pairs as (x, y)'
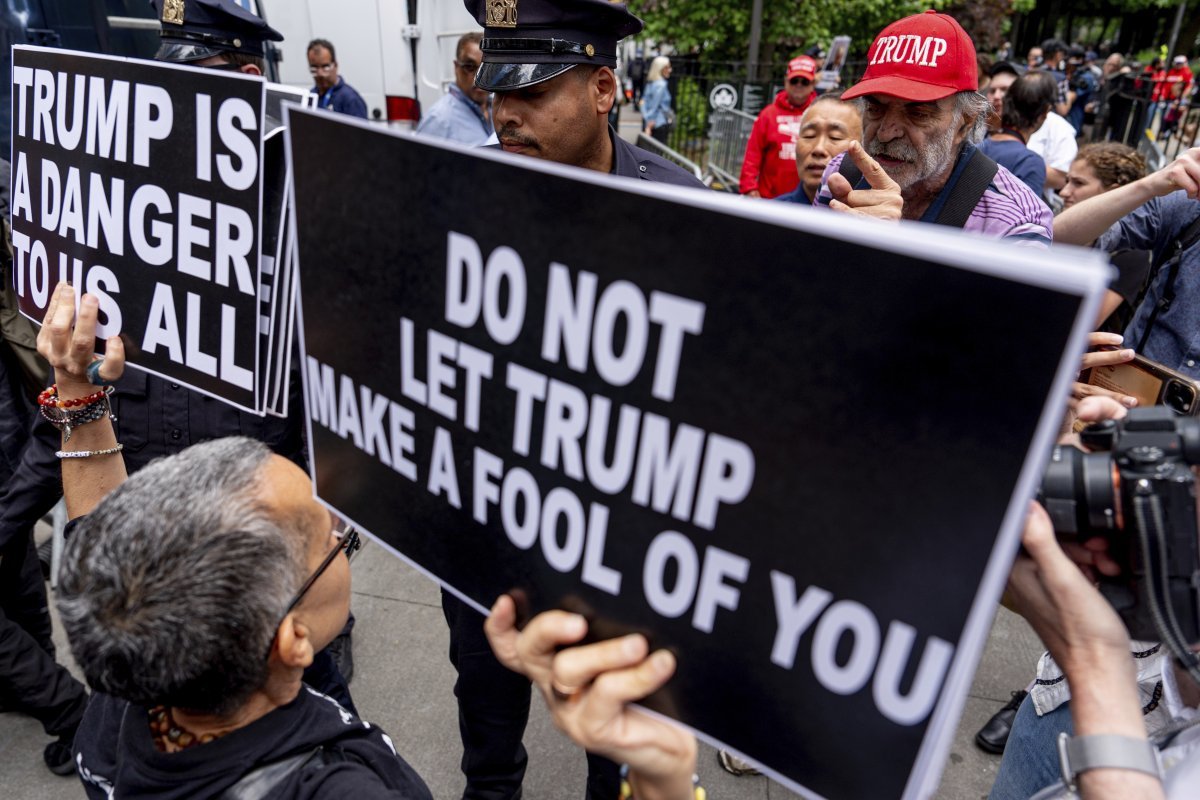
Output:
(286, 107), (1108, 800)
(9, 46), (265, 412)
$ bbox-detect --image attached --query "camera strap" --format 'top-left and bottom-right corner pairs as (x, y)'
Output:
(1133, 493), (1200, 686)
(1134, 212), (1200, 354)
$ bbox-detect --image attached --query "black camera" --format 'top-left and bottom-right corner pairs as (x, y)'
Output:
(1039, 407), (1200, 642)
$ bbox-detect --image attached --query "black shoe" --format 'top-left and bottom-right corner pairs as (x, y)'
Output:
(44, 734), (76, 776)
(975, 689), (1028, 754)
(326, 630), (354, 684)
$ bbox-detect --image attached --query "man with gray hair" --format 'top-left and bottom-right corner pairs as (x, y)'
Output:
(817, 10), (1052, 242)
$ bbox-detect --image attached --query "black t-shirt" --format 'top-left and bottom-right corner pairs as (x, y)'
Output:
(75, 686), (432, 799)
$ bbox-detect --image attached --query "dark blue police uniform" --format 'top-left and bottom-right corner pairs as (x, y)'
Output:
(443, 4), (702, 800)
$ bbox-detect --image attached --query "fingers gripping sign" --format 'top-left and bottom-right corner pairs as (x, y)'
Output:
(484, 595), (699, 797)
(826, 141), (904, 221)
(37, 282), (126, 399)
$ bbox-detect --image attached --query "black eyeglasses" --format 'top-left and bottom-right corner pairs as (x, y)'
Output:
(309, 63), (335, 74)
(280, 524), (361, 619)
(456, 60), (481, 74)
(789, 77), (812, 87)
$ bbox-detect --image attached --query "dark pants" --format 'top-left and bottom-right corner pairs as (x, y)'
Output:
(441, 591), (620, 800)
(0, 531), (89, 738)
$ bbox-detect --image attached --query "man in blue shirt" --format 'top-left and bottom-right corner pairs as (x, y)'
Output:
(1055, 146), (1200, 379)
(308, 38), (369, 118)
(415, 32), (493, 146)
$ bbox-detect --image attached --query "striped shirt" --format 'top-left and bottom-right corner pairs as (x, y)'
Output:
(816, 143), (1053, 246)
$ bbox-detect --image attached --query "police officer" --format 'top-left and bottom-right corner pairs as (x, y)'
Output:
(0, 0), (356, 728)
(438, 4), (704, 800)
(468, 0), (703, 188)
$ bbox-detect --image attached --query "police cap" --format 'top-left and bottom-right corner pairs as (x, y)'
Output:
(463, 0), (643, 92)
(149, 0), (283, 64)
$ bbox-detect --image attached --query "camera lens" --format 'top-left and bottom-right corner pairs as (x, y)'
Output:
(1038, 445), (1120, 536)
(1164, 380), (1196, 415)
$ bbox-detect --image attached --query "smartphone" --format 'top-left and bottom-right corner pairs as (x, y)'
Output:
(1081, 354), (1200, 416)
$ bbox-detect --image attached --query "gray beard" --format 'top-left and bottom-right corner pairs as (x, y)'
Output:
(866, 123), (958, 192)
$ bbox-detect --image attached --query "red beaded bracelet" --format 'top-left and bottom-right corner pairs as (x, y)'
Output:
(38, 384), (108, 409)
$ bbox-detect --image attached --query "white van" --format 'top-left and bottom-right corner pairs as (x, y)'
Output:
(267, 0), (480, 129)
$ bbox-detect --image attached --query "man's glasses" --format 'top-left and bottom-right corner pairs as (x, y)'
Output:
(789, 77), (812, 87)
(309, 63), (335, 74)
(280, 524), (361, 619)
(456, 60), (481, 74)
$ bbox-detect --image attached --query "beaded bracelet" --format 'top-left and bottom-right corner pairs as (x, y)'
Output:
(38, 384), (108, 409)
(38, 386), (115, 442)
(56, 444), (124, 459)
(617, 764), (706, 800)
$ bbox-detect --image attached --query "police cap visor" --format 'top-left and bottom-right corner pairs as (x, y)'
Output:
(476, 62), (577, 92)
(154, 40), (227, 63)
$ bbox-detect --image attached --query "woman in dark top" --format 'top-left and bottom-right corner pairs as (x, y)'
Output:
(979, 72), (1054, 197)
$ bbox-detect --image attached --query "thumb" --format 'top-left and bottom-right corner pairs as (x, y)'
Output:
(97, 337), (126, 383)
(827, 172), (851, 201)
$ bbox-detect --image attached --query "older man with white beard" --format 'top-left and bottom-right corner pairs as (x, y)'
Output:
(815, 10), (1052, 243)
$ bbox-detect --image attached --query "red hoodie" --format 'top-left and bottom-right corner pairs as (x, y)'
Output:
(739, 90), (816, 198)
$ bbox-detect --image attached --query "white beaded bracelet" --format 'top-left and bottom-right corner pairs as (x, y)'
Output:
(55, 444), (124, 460)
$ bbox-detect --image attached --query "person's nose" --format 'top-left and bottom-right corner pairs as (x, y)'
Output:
(876, 108), (906, 143)
(493, 93), (520, 129)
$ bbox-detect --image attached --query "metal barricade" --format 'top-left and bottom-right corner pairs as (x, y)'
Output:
(705, 108), (755, 192)
(635, 133), (705, 183)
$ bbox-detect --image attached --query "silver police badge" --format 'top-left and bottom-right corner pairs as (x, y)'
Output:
(486, 0), (517, 28)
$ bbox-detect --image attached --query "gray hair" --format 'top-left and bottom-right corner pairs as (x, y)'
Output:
(953, 90), (991, 145)
(57, 437), (306, 716)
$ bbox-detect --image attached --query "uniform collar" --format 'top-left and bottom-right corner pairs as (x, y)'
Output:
(610, 126), (642, 177)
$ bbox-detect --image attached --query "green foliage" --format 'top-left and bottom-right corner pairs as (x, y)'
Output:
(627, 0), (929, 61)
(673, 77), (708, 140)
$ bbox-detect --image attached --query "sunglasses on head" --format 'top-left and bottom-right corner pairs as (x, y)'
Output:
(789, 77), (812, 86)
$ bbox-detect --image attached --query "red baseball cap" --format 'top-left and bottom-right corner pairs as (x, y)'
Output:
(787, 56), (817, 81)
(842, 10), (977, 102)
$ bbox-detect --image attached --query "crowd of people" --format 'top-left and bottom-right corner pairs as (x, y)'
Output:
(2, 0), (1200, 799)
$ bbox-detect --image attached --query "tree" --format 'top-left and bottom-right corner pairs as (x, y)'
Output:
(627, 0), (929, 64)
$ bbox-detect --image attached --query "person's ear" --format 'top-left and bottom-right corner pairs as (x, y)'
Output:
(595, 67), (617, 115)
(272, 614), (316, 669)
(239, 64), (263, 76)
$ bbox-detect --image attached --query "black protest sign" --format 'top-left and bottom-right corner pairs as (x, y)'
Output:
(9, 46), (265, 412)
(287, 108), (1103, 799)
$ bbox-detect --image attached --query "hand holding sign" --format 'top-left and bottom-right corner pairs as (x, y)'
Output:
(38, 282), (126, 400)
(484, 594), (698, 800)
(826, 141), (903, 221)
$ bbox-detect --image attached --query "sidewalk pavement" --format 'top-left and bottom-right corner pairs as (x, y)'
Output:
(2, 523), (1044, 799)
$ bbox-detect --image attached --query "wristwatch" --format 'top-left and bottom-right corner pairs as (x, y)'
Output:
(1057, 732), (1162, 792)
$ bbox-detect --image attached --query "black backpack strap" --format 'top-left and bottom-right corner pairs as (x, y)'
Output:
(933, 148), (999, 229)
(218, 746), (341, 800)
(834, 148), (997, 229)
(1134, 212), (1200, 354)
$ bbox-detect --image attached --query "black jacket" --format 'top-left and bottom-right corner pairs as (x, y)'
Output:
(76, 687), (432, 800)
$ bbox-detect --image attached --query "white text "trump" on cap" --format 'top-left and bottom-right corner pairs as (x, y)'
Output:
(869, 35), (949, 68)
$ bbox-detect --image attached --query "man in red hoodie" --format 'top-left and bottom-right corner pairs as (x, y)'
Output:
(739, 55), (818, 197)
